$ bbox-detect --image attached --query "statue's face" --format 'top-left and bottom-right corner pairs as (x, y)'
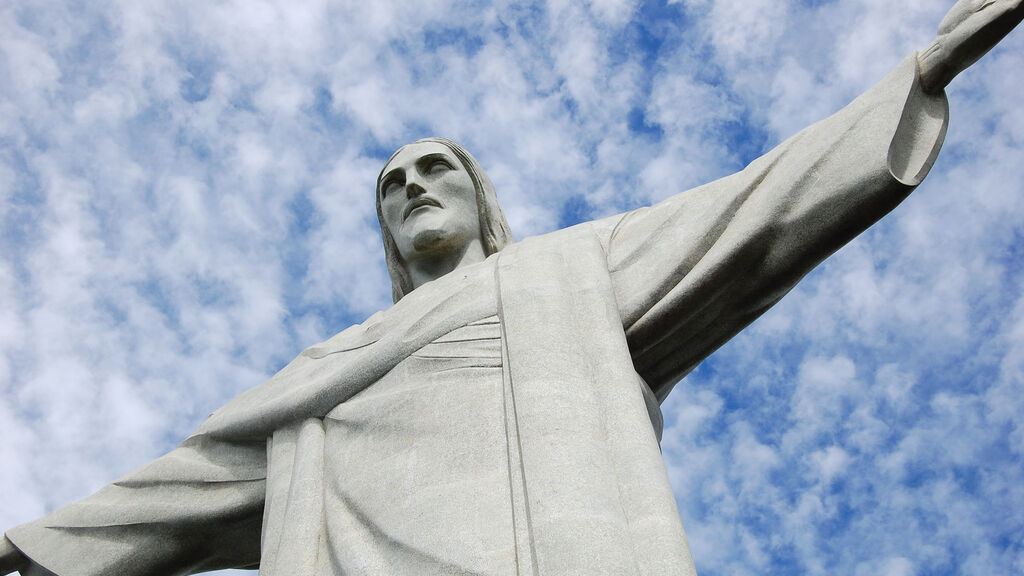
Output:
(379, 141), (481, 263)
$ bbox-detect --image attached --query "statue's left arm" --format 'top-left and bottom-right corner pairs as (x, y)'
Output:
(598, 0), (1020, 402)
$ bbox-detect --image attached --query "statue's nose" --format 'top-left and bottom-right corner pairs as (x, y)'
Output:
(406, 181), (426, 199)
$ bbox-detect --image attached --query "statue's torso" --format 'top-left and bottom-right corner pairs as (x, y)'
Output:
(324, 314), (516, 574)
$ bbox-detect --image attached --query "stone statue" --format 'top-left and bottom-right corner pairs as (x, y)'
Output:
(2, 1), (1020, 575)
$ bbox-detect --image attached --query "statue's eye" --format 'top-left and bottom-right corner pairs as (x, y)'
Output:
(381, 178), (402, 198)
(427, 159), (452, 174)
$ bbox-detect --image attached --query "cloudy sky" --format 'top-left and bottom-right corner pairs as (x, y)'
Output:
(1, 0), (1022, 574)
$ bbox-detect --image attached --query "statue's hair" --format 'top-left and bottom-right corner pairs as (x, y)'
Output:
(376, 137), (514, 303)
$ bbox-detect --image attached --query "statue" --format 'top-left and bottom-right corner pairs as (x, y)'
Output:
(2, 1), (1021, 574)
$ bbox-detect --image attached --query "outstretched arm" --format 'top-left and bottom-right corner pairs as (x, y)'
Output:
(3, 435), (265, 576)
(0, 537), (26, 575)
(919, 0), (1023, 93)
(0, 538), (52, 576)
(600, 1), (1021, 399)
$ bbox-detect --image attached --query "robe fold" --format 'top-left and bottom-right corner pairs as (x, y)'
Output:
(6, 54), (947, 575)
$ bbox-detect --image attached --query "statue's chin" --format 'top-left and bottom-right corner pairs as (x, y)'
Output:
(397, 209), (478, 264)
(411, 229), (455, 252)
(400, 226), (464, 261)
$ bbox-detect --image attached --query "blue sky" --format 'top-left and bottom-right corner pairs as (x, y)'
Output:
(1, 1), (1022, 574)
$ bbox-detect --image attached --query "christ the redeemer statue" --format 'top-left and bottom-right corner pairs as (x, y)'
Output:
(2, 2), (1021, 575)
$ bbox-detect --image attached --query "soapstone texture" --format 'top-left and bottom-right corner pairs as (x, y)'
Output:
(1, 1), (1020, 574)
(2, 56), (943, 576)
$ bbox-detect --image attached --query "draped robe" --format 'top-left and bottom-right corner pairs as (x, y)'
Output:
(5, 55), (948, 576)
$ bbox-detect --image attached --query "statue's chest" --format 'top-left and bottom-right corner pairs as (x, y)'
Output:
(320, 314), (515, 574)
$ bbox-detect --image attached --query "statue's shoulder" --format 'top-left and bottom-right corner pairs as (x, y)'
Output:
(299, 311), (387, 361)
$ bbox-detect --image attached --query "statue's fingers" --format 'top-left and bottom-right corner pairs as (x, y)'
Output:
(938, 0), (981, 35)
(941, 0), (1023, 40)
(944, 0), (1023, 80)
(981, 0), (1024, 35)
(983, 0), (1023, 17)
(937, 0), (1020, 35)
(981, 0), (1023, 21)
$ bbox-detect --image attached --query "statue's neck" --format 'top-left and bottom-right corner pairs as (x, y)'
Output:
(406, 239), (487, 291)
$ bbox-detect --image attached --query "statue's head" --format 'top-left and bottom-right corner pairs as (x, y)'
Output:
(376, 137), (514, 302)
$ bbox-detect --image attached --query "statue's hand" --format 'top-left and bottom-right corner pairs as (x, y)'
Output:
(0, 536), (28, 575)
(919, 0), (1023, 93)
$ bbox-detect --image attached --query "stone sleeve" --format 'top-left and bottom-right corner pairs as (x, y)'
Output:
(596, 54), (948, 402)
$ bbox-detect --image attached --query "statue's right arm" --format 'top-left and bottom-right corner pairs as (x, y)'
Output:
(1, 435), (266, 576)
(0, 536), (27, 575)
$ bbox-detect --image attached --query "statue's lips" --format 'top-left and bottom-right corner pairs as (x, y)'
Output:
(403, 197), (443, 221)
